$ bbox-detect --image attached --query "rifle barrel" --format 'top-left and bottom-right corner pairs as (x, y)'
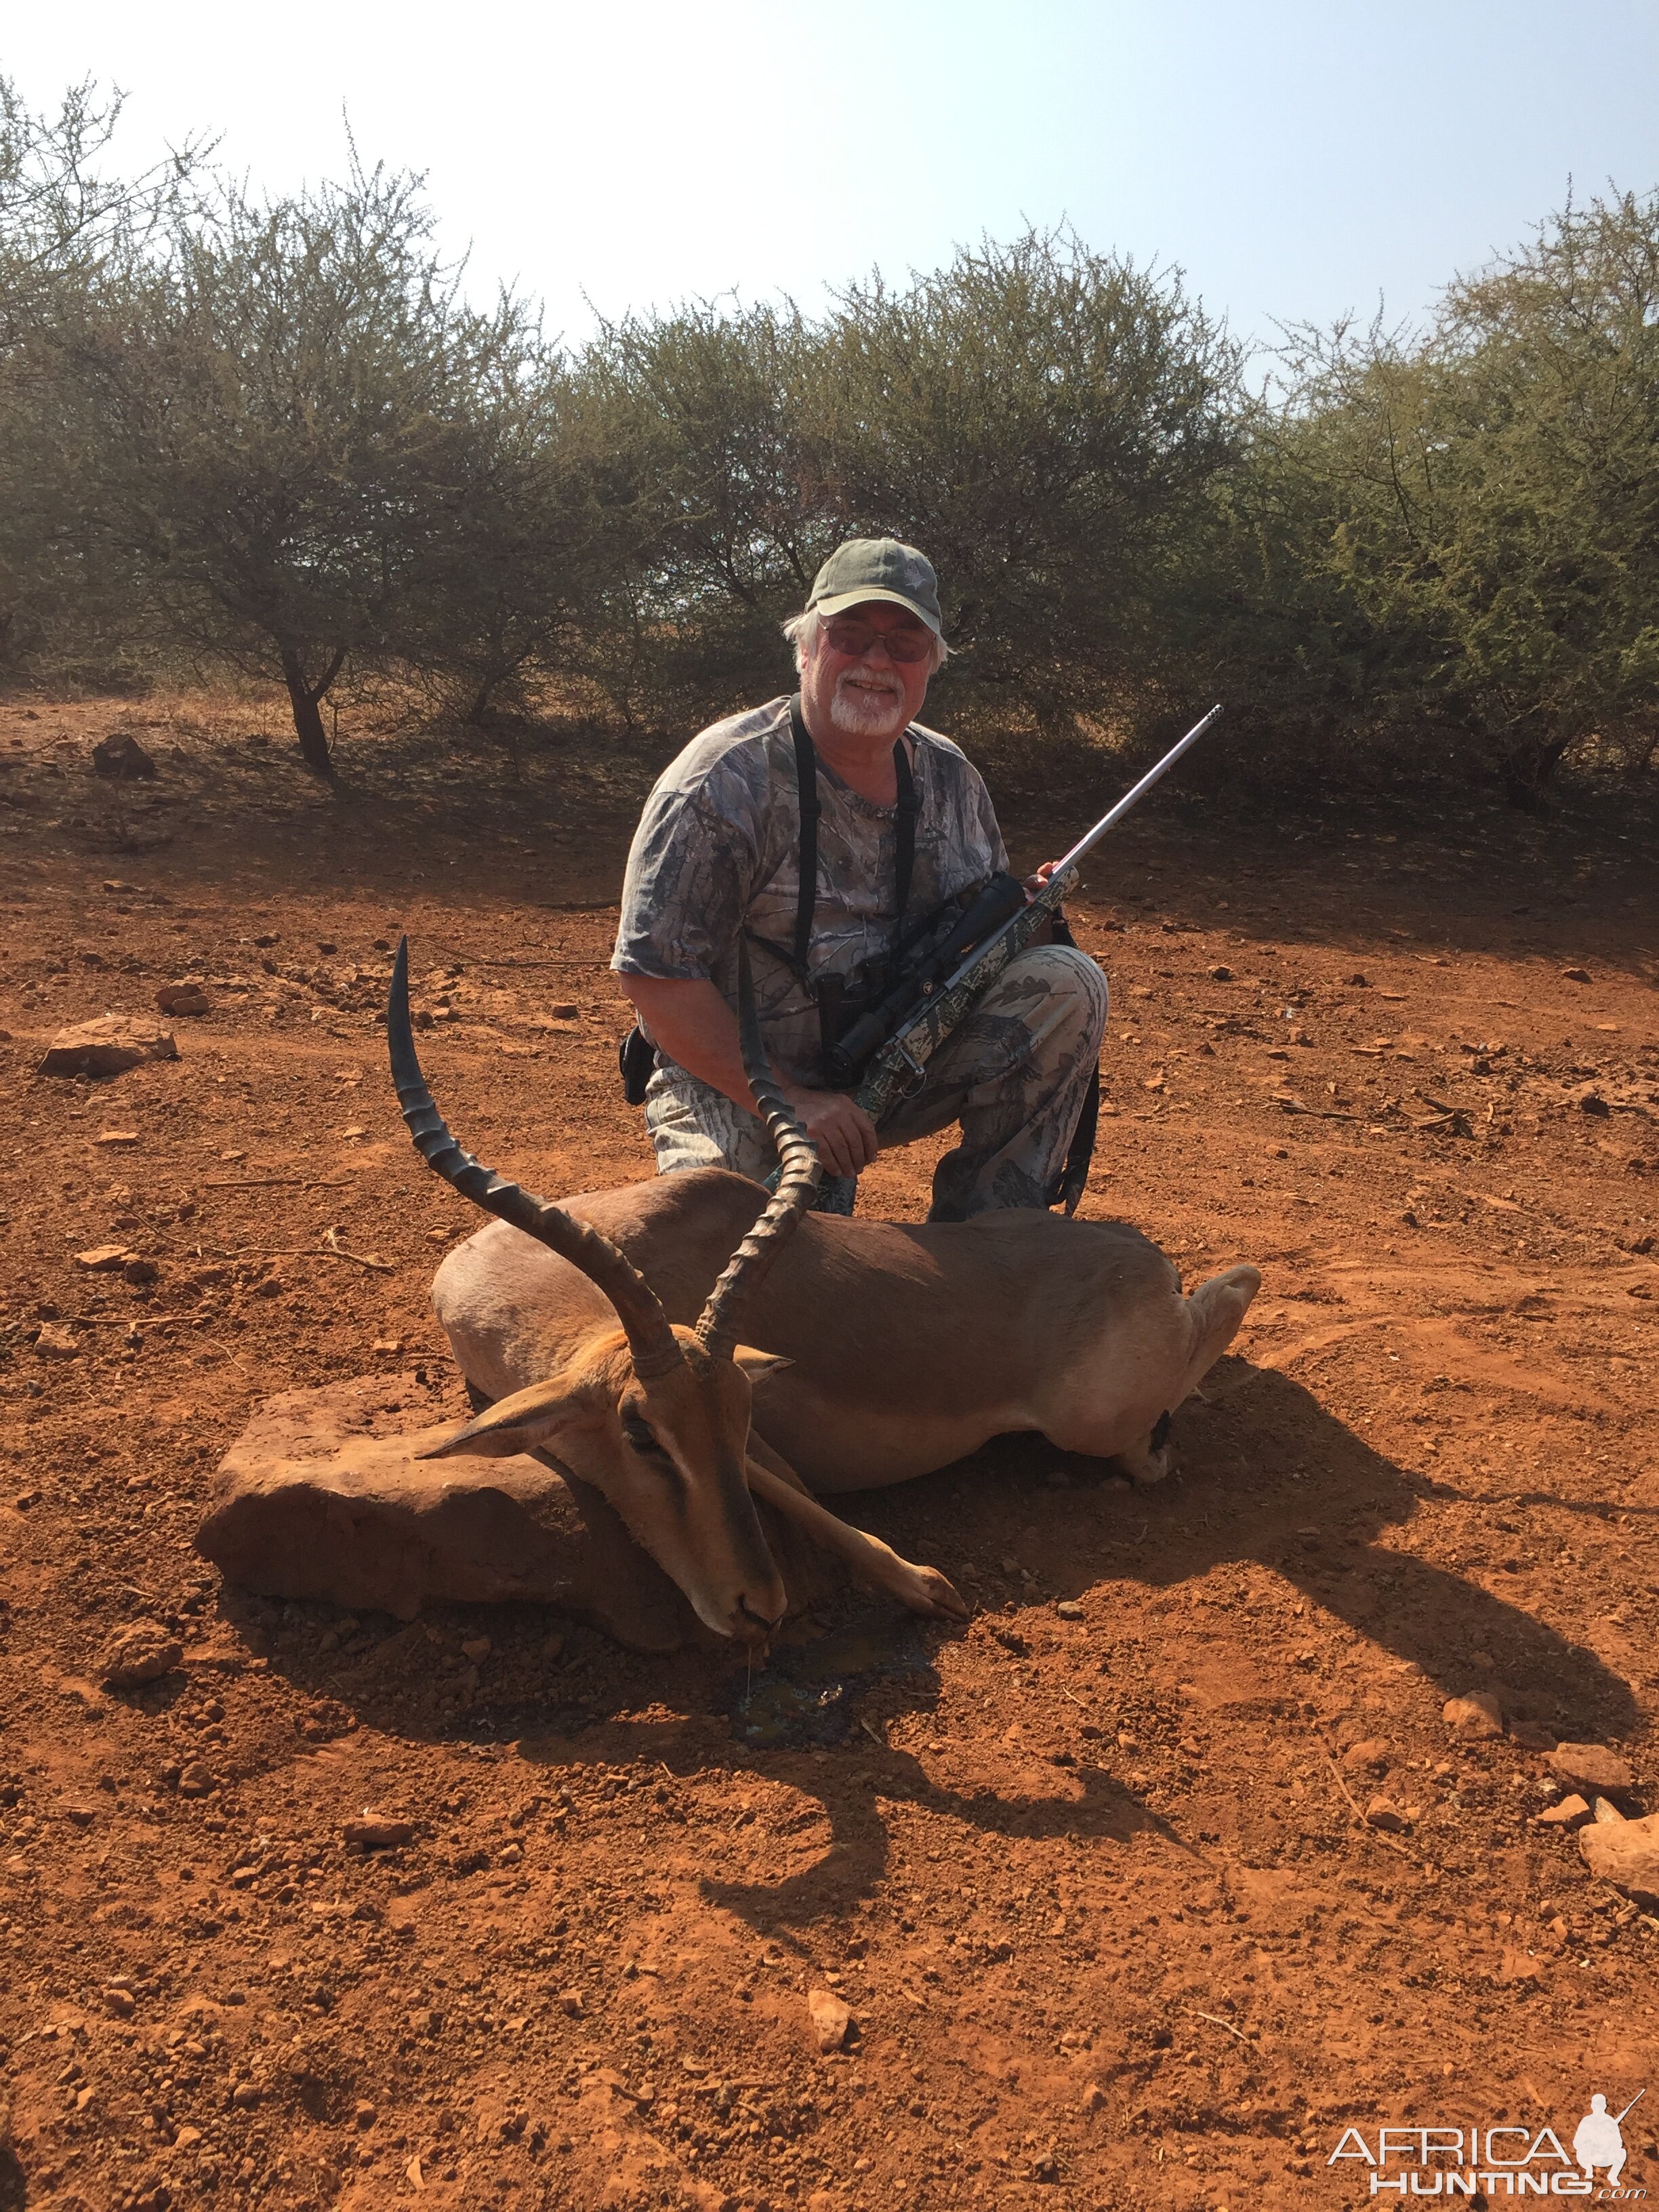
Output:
(1051, 703), (1223, 877)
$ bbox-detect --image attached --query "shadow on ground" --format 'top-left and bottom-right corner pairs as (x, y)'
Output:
(209, 1357), (1636, 1936)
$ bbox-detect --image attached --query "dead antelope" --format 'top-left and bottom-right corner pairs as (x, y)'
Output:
(390, 943), (1260, 1645)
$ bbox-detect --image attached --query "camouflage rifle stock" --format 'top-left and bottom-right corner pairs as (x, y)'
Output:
(810, 703), (1224, 1213)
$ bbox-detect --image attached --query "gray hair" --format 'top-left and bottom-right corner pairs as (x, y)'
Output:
(782, 606), (950, 678)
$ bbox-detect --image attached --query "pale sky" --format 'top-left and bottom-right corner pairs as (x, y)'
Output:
(7, 0), (1657, 356)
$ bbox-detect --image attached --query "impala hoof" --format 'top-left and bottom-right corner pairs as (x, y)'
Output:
(910, 1565), (971, 1621)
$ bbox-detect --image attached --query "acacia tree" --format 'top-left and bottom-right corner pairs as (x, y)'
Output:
(808, 230), (1242, 735)
(577, 236), (1240, 737)
(575, 298), (830, 721)
(401, 343), (636, 727)
(0, 77), (201, 672)
(57, 160), (521, 775)
(1252, 191), (1659, 803)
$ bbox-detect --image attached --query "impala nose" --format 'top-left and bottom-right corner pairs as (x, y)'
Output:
(734, 1595), (783, 1649)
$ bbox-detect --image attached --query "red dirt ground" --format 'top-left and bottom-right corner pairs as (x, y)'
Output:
(0, 690), (1656, 2212)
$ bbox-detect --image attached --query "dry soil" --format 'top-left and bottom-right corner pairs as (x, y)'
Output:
(0, 692), (1656, 2212)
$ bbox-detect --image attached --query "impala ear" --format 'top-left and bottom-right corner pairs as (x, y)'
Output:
(416, 1378), (575, 1460)
(731, 1347), (793, 1382)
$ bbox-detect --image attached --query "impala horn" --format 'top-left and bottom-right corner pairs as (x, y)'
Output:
(386, 939), (683, 1380)
(694, 939), (823, 1361)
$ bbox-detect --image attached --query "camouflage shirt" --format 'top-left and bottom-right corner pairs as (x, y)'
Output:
(613, 695), (1008, 1086)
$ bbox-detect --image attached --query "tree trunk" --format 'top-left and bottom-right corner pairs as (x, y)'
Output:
(278, 642), (344, 781)
(1497, 722), (1574, 813)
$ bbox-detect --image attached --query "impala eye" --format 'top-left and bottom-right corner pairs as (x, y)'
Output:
(621, 1416), (668, 1459)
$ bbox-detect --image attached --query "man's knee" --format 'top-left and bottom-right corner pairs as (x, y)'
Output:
(644, 1076), (773, 1181)
(993, 944), (1109, 1046)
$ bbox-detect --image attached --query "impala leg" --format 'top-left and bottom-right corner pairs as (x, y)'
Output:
(743, 1455), (970, 1622)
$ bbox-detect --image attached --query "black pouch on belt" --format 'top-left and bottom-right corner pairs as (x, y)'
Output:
(617, 1023), (656, 1107)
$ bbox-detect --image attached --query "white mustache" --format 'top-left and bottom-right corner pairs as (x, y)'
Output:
(835, 669), (903, 700)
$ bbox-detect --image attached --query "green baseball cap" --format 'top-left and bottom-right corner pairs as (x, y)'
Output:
(806, 537), (943, 637)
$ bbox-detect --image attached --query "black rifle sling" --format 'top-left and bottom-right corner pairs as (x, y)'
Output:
(787, 695), (820, 973)
(786, 695), (916, 959)
(628, 701), (918, 1111)
(747, 695), (916, 987)
(1044, 906), (1102, 1214)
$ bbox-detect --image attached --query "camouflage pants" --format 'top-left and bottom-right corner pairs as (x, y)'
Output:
(642, 945), (1109, 1221)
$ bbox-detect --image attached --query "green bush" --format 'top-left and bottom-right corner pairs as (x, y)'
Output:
(1215, 190), (1659, 804)
(1, 70), (1654, 808)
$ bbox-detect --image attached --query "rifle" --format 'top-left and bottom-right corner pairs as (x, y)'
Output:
(807, 702), (1224, 1213)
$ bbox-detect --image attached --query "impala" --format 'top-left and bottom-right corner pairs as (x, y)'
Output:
(389, 943), (1260, 1645)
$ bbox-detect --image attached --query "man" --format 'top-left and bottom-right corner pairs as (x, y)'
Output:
(613, 536), (1108, 1221)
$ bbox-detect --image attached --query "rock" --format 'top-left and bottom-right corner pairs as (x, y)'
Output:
(1592, 1797), (1626, 1825)
(1509, 1721), (1557, 1751)
(75, 1245), (132, 1271)
(1206, 964), (1234, 982)
(353, 2101), (377, 2128)
(104, 1984), (136, 2017)
(1498, 1948), (1544, 1984)
(1561, 966), (1592, 983)
(196, 1373), (846, 1651)
(231, 2083), (260, 2108)
(155, 983), (210, 1017)
(1536, 1795), (1591, 1829)
(1054, 1601), (1084, 1622)
(1580, 1809), (1659, 1897)
(176, 1760), (216, 1799)
(94, 1128), (140, 1147)
(102, 1622), (184, 1687)
(459, 1635), (492, 1664)
(1345, 972), (1370, 987)
(34, 1323), (80, 1358)
(1342, 1738), (1391, 1774)
(123, 1256), (159, 1286)
(808, 1987), (853, 2053)
(1364, 1796), (1408, 1832)
(1550, 1743), (1634, 1796)
(343, 1816), (415, 1849)
(91, 732), (157, 780)
(1442, 1690), (1503, 1739)
(171, 2124), (202, 2150)
(1080, 2082), (1107, 2114)
(548, 1002), (580, 1019)
(39, 1015), (178, 1079)
(558, 1989), (584, 2017)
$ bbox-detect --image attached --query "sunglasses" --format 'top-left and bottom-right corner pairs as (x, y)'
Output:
(821, 616), (935, 665)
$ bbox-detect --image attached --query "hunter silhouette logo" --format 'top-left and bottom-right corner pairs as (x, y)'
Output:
(1328, 2087), (1647, 2196)
(1575, 2091), (1643, 2188)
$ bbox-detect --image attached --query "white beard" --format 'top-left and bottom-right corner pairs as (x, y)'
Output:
(828, 670), (909, 739)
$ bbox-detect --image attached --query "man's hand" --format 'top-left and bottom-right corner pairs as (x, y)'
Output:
(1018, 859), (1063, 945)
(617, 973), (880, 1176)
(780, 1084), (880, 1179)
